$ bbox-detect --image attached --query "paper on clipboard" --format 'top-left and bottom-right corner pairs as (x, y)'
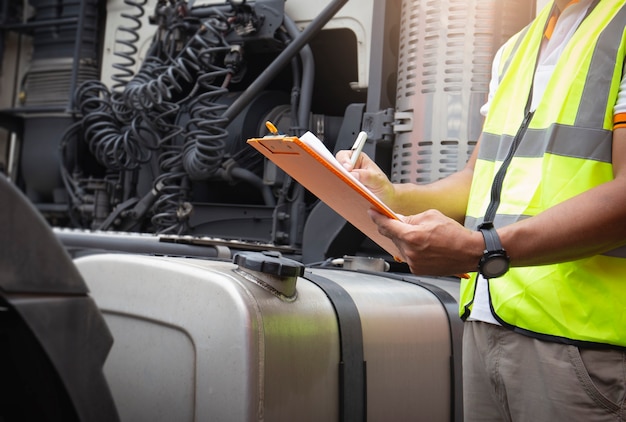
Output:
(247, 131), (403, 260)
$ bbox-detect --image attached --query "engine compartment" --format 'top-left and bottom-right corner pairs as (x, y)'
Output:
(0, 0), (534, 265)
(1, 1), (370, 262)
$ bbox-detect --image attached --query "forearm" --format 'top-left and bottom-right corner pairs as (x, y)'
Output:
(500, 177), (626, 267)
(499, 128), (626, 266)
(389, 166), (474, 223)
(338, 137), (479, 224)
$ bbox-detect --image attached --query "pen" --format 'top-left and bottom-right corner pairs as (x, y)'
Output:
(350, 131), (368, 167)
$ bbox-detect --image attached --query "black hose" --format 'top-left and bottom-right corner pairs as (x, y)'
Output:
(230, 167), (276, 207)
(111, 0), (148, 91)
(222, 0), (349, 123)
(283, 15), (315, 135)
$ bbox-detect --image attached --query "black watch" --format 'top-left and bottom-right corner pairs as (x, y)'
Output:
(478, 223), (510, 279)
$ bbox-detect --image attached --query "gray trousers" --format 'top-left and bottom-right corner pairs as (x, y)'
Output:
(462, 321), (626, 421)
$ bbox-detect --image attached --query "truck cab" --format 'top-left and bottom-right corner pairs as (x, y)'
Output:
(0, 1), (543, 420)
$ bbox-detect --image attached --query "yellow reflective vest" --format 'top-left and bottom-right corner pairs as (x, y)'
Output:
(461, 0), (626, 348)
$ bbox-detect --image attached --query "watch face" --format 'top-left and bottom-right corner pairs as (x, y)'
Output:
(482, 254), (509, 278)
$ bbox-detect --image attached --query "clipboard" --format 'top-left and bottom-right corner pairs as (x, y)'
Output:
(247, 131), (403, 260)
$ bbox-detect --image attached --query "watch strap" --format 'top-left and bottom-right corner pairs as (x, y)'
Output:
(478, 222), (503, 252)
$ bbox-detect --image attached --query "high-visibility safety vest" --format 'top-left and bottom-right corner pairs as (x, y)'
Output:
(461, 0), (626, 348)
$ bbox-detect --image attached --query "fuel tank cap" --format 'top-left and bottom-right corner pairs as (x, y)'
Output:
(233, 251), (304, 277)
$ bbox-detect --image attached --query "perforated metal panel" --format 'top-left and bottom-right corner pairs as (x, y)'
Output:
(392, 0), (534, 183)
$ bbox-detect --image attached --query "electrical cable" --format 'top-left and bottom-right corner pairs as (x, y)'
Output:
(111, 0), (148, 92)
(60, 2), (302, 234)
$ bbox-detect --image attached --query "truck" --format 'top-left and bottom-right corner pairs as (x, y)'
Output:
(0, 0), (542, 420)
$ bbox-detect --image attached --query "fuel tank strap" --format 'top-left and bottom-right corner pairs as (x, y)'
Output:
(303, 271), (366, 422)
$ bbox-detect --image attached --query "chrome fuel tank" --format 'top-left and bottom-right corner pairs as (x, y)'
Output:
(74, 252), (462, 422)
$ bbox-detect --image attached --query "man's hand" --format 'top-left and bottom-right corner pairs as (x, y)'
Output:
(336, 150), (396, 205)
(369, 208), (484, 276)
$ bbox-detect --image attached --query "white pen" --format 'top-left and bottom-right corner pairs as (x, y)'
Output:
(350, 131), (368, 168)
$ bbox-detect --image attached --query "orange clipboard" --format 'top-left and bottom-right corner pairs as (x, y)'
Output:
(247, 131), (403, 261)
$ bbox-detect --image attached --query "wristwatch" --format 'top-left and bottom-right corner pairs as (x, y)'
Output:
(478, 222), (510, 279)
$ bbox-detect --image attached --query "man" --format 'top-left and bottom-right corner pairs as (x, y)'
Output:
(337, 0), (626, 420)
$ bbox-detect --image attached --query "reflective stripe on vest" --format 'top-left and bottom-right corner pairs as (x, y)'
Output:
(461, 1), (626, 348)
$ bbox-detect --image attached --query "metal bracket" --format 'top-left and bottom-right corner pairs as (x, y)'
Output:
(362, 108), (395, 142)
(393, 111), (414, 133)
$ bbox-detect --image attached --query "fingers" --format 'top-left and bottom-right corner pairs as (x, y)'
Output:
(337, 149), (369, 171)
(367, 209), (479, 276)
(336, 149), (354, 168)
(336, 150), (393, 201)
(368, 209), (406, 237)
(367, 209), (408, 262)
